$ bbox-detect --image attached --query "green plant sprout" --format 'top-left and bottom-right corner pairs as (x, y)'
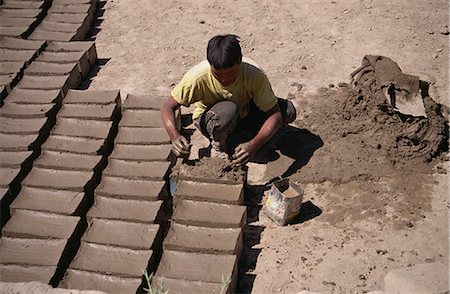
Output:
(220, 274), (231, 294)
(143, 270), (168, 294)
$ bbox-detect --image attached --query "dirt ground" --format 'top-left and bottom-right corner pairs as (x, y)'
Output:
(88, 0), (449, 293)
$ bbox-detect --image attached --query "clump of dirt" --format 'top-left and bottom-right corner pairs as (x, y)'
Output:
(171, 157), (247, 184)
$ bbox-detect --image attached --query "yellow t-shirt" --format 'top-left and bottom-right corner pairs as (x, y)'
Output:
(171, 59), (277, 120)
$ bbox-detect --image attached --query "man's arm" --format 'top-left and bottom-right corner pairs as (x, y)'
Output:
(161, 96), (190, 157)
(231, 103), (282, 166)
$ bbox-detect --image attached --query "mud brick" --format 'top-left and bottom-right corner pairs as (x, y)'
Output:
(0, 61), (25, 74)
(63, 269), (142, 293)
(95, 176), (167, 200)
(5, 88), (62, 104)
(33, 150), (102, 171)
(70, 242), (152, 276)
(46, 41), (97, 66)
(82, 218), (159, 249)
(156, 250), (237, 285)
(35, 51), (90, 79)
(45, 13), (89, 24)
(0, 36), (45, 51)
(2, 209), (80, 239)
(0, 264), (56, 283)
(28, 29), (79, 42)
(87, 196), (162, 223)
(42, 135), (106, 155)
(0, 133), (40, 151)
(51, 118), (113, 139)
(53, 0), (96, 4)
(173, 200), (246, 228)
(58, 103), (118, 121)
(115, 127), (170, 145)
(119, 109), (164, 128)
(0, 151), (32, 168)
(0, 236), (67, 266)
(16, 74), (72, 93)
(0, 49), (36, 62)
(151, 276), (225, 294)
(22, 167), (93, 191)
(64, 89), (119, 104)
(174, 180), (244, 205)
(49, 4), (95, 15)
(164, 222), (243, 255)
(1, 1), (46, 9)
(0, 26), (28, 37)
(0, 102), (55, 118)
(0, 18), (36, 28)
(103, 159), (170, 180)
(0, 167), (21, 187)
(123, 94), (166, 110)
(11, 186), (84, 215)
(39, 20), (85, 33)
(0, 9), (42, 19)
(24, 62), (81, 89)
(0, 117), (48, 134)
(110, 144), (172, 162)
(0, 74), (15, 92)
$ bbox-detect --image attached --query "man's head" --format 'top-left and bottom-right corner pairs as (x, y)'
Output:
(207, 34), (242, 86)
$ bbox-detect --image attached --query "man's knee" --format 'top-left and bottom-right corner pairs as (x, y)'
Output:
(278, 98), (296, 124)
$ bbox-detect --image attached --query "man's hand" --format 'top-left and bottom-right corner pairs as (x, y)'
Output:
(230, 141), (258, 167)
(172, 135), (191, 157)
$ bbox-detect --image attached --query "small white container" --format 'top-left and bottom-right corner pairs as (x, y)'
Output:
(264, 178), (304, 226)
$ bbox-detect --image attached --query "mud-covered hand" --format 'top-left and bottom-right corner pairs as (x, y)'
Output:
(172, 135), (191, 157)
(230, 142), (258, 167)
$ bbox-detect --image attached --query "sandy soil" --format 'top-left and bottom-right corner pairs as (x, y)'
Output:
(88, 0), (449, 293)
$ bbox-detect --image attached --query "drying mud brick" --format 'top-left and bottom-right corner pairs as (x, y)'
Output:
(156, 250), (237, 286)
(0, 167), (21, 187)
(35, 51), (90, 79)
(0, 117), (47, 134)
(64, 89), (120, 105)
(102, 159), (170, 180)
(122, 94), (166, 110)
(0, 133), (40, 151)
(2, 1), (45, 9)
(58, 104), (118, 121)
(0, 102), (55, 118)
(151, 276), (225, 294)
(28, 29), (80, 42)
(63, 269), (142, 293)
(109, 144), (172, 162)
(0, 265), (57, 283)
(119, 109), (164, 128)
(11, 186), (84, 215)
(164, 222), (243, 255)
(0, 27), (28, 37)
(174, 180), (244, 205)
(0, 61), (25, 74)
(82, 218), (159, 249)
(115, 127), (170, 145)
(95, 176), (167, 200)
(0, 49), (36, 62)
(33, 150), (102, 171)
(49, 4), (95, 15)
(53, 0), (97, 5)
(39, 20), (88, 34)
(45, 13), (89, 25)
(24, 62), (81, 89)
(46, 41), (97, 66)
(0, 236), (67, 266)
(16, 75), (72, 94)
(22, 167), (93, 191)
(2, 209), (80, 239)
(0, 9), (42, 19)
(0, 18), (36, 29)
(173, 200), (247, 228)
(5, 88), (63, 104)
(87, 196), (162, 223)
(70, 242), (152, 276)
(51, 118), (113, 139)
(42, 135), (106, 155)
(0, 151), (32, 168)
(0, 37), (45, 51)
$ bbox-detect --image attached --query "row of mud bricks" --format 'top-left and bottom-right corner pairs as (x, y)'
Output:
(1, 1), (248, 293)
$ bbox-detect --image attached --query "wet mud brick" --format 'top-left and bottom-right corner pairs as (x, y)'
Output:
(33, 150), (102, 171)
(164, 222), (243, 255)
(0, 27), (28, 38)
(0, 151), (32, 168)
(0, 18), (36, 29)
(119, 109), (164, 128)
(0, 133), (41, 151)
(0, 102), (55, 118)
(11, 186), (84, 215)
(109, 144), (172, 162)
(0, 167), (21, 191)
(155, 250), (238, 291)
(0, 74), (18, 94)
(115, 127), (170, 145)
(0, 61), (26, 75)
(173, 200), (246, 228)
(38, 20), (89, 36)
(28, 29), (82, 42)
(63, 269), (142, 293)
(4, 88), (63, 104)
(102, 159), (170, 180)
(151, 276), (226, 294)
(46, 41), (97, 67)
(16, 75), (73, 94)
(87, 196), (163, 223)
(0, 36), (46, 52)
(0, 9), (43, 19)
(58, 103), (118, 121)
(64, 88), (119, 105)
(42, 135), (107, 155)
(2, 1), (46, 9)
(24, 62), (81, 89)
(0, 117), (49, 134)
(122, 94), (167, 110)
(174, 180), (244, 205)
(82, 218), (159, 249)
(22, 167), (94, 191)
(69, 241), (152, 276)
(51, 118), (113, 139)
(0, 264), (57, 283)
(2, 209), (80, 239)
(35, 51), (90, 80)
(49, 3), (96, 16)
(95, 176), (167, 200)
(0, 48), (37, 63)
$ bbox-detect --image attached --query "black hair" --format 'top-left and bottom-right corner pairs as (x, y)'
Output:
(207, 34), (242, 69)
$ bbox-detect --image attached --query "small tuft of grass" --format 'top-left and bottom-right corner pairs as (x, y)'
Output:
(143, 270), (168, 294)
